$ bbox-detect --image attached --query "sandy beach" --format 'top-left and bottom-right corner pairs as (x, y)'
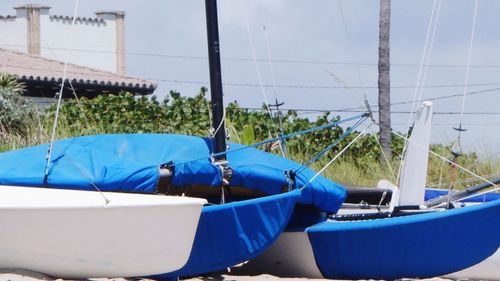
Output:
(0, 269), (451, 281)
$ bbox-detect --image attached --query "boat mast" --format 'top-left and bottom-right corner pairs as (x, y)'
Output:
(205, 0), (227, 161)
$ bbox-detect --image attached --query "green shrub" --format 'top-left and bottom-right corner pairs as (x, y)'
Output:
(0, 74), (37, 138)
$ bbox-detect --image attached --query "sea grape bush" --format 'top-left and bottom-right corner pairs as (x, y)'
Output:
(0, 76), (492, 186)
(50, 88), (405, 167)
(0, 74), (36, 137)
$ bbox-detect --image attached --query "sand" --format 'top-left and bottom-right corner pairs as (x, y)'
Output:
(0, 270), (450, 281)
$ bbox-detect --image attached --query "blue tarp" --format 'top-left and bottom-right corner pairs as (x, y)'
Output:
(425, 188), (500, 203)
(307, 199), (500, 279)
(154, 189), (301, 279)
(0, 134), (345, 212)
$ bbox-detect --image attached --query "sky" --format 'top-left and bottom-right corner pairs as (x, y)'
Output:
(1, 0), (500, 158)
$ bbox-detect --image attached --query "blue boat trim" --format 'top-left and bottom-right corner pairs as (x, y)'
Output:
(425, 188), (500, 203)
(307, 199), (500, 279)
(154, 189), (301, 279)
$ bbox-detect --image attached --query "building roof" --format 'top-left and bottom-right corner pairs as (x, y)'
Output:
(0, 48), (156, 96)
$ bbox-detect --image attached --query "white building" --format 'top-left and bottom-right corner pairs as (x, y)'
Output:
(0, 4), (125, 74)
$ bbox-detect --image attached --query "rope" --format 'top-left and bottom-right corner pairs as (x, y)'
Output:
(414, 0), (442, 117)
(210, 106), (226, 139)
(42, 0), (109, 205)
(336, 0), (370, 112)
(392, 130), (498, 189)
(294, 116), (368, 174)
(397, 0), (441, 186)
(300, 125), (371, 190)
(373, 130), (396, 182)
(449, 0), (479, 190)
(242, 1), (283, 155)
(428, 174), (497, 188)
(175, 113), (368, 166)
(458, 0), (479, 128)
(44, 0), (80, 181)
(263, 24), (287, 157)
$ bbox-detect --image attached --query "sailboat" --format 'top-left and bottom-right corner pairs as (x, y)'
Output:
(0, 0), (346, 279)
(424, 179), (500, 280)
(237, 101), (500, 280)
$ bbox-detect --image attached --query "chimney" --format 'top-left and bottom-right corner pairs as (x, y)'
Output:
(14, 4), (50, 56)
(95, 11), (126, 74)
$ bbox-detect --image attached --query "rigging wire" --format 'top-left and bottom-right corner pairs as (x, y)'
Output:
(398, 0), (441, 186)
(42, 0), (109, 205)
(241, 0), (283, 156)
(335, 0), (371, 115)
(300, 124), (372, 190)
(428, 174), (498, 189)
(174, 113), (368, 166)
(449, 0), (479, 192)
(263, 24), (287, 157)
(294, 116), (369, 174)
(458, 0), (479, 128)
(391, 130), (498, 191)
(42, 39), (92, 131)
(329, 86), (500, 112)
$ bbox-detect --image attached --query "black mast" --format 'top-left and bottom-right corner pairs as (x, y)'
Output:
(205, 0), (227, 161)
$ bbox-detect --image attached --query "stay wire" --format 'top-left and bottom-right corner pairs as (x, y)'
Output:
(336, 0), (370, 112)
(398, 0), (441, 186)
(458, 0), (479, 128)
(294, 116), (368, 174)
(175, 113), (368, 166)
(263, 24), (287, 157)
(42, 0), (109, 204)
(300, 124), (372, 190)
(450, 0), (479, 191)
(392, 130), (498, 190)
(242, 0), (283, 156)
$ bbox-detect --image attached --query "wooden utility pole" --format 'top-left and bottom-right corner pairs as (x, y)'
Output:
(378, 0), (392, 165)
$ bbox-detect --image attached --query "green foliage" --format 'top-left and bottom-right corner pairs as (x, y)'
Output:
(1, 86), (496, 188)
(49, 89), (211, 136)
(0, 74), (26, 93)
(0, 73), (37, 138)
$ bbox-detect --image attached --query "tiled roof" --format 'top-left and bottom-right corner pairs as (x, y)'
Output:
(0, 48), (156, 93)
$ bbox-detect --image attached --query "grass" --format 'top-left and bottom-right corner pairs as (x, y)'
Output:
(1, 111), (498, 191)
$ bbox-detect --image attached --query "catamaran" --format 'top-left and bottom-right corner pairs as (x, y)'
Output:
(237, 101), (500, 280)
(0, 0), (345, 279)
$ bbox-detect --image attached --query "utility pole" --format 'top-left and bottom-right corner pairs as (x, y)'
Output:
(378, 0), (392, 165)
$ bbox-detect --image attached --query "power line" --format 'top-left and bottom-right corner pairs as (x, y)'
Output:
(8, 62), (500, 91)
(240, 106), (500, 116)
(155, 77), (500, 91)
(5, 43), (500, 69)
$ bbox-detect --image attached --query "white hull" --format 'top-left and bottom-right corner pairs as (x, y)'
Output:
(239, 205), (390, 278)
(0, 185), (206, 279)
(445, 248), (500, 280)
(237, 231), (322, 278)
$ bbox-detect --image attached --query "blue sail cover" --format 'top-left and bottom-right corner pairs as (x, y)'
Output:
(0, 134), (345, 212)
(307, 199), (500, 279)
